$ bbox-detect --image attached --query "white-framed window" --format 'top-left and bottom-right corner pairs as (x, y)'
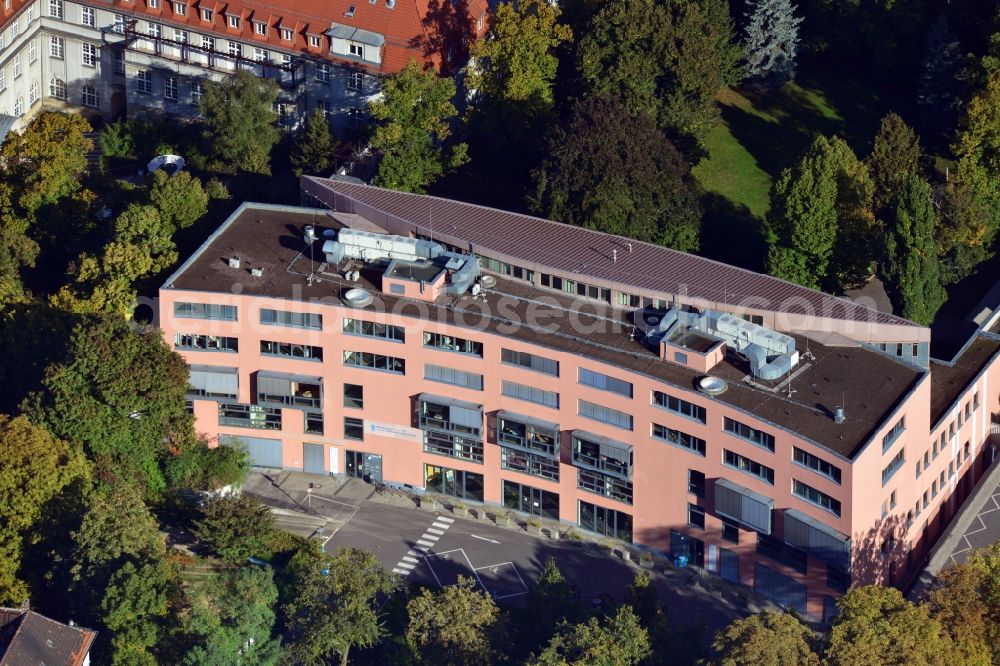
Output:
(114, 49), (124, 73)
(281, 53), (292, 68)
(202, 35), (215, 50)
(0, 33), (4, 52)
(13, 96), (23, 116)
(3, 0), (9, 11)
(81, 6), (95, 26)
(50, 35), (64, 59)
(112, 14), (125, 34)
(12, 54), (21, 78)
(476, 14), (484, 31)
(137, 70), (152, 94)
(349, 43), (363, 58)
(27, 39), (36, 63)
(49, 0), (63, 19)
(0, 69), (6, 91)
(280, 27), (292, 41)
(254, 47), (267, 62)
(174, 29), (187, 43)
(254, 21), (266, 36)
(10, 17), (19, 38)
(148, 0), (158, 8)
(191, 80), (203, 102)
(174, 2), (185, 15)
(201, 8), (212, 21)
(28, 80), (38, 104)
(148, 22), (161, 38)
(228, 41), (241, 57)
(347, 107), (363, 129)
(316, 62), (331, 82)
(49, 77), (66, 99)
(165, 76), (177, 100)
(26, 5), (34, 22)
(308, 34), (320, 48)
(82, 85), (99, 108)
(348, 71), (364, 91)
(82, 42), (97, 67)
(228, 15), (240, 29)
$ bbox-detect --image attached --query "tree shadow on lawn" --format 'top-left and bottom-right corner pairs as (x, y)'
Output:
(699, 192), (769, 273)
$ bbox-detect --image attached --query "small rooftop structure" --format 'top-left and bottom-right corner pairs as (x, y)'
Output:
(0, 608), (96, 666)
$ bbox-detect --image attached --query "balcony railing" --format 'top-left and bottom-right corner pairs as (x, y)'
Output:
(572, 449), (632, 480)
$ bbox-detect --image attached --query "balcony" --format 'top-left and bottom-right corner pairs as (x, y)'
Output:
(256, 371), (322, 409)
(418, 393), (483, 439)
(571, 431), (633, 480)
(496, 411), (559, 459)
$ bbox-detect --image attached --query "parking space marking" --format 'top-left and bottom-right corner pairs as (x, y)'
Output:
(390, 515), (457, 578)
(304, 494), (360, 537)
(474, 561), (529, 600)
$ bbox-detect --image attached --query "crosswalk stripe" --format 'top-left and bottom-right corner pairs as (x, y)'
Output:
(421, 534), (439, 542)
(396, 561), (415, 570)
(416, 539), (435, 547)
(427, 528), (445, 535)
(407, 551), (420, 557)
(437, 516), (455, 523)
(414, 544), (429, 551)
(392, 568), (408, 575)
(431, 522), (451, 530)
(402, 556), (419, 564)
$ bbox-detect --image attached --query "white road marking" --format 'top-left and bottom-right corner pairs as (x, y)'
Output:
(402, 556), (420, 564)
(396, 561), (415, 570)
(437, 516), (455, 523)
(421, 534), (440, 542)
(391, 517), (455, 580)
(469, 534), (500, 544)
(416, 539), (435, 547)
(392, 568), (407, 575)
(427, 528), (445, 535)
(432, 522), (451, 530)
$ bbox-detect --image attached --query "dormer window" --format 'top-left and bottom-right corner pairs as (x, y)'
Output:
(148, 0), (158, 8)
(345, 5), (355, 17)
(254, 21), (266, 36)
(228, 15), (240, 29)
(349, 43), (363, 58)
(308, 34), (320, 48)
(201, 8), (212, 21)
(174, 2), (186, 15)
(280, 27), (292, 41)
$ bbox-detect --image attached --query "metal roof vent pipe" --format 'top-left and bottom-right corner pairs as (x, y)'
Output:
(834, 406), (846, 424)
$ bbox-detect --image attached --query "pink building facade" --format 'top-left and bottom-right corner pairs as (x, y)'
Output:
(159, 186), (1000, 621)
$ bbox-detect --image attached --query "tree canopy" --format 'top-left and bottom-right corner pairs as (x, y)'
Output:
(290, 108), (338, 178)
(743, 0), (803, 88)
(406, 577), (506, 666)
(148, 169), (209, 231)
(195, 493), (277, 563)
(200, 69), (280, 174)
(530, 605), (651, 666)
(710, 611), (820, 666)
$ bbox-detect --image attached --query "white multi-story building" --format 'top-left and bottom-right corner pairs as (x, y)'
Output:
(0, 0), (488, 134)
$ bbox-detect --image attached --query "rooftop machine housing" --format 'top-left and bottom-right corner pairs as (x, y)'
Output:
(320, 228), (480, 298)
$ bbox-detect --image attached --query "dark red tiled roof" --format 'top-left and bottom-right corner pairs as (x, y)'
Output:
(302, 178), (921, 328)
(0, 609), (96, 666)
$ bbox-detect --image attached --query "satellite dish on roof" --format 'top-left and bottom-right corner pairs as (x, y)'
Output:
(697, 376), (728, 396)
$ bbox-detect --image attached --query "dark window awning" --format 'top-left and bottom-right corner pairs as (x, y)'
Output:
(496, 410), (559, 434)
(715, 478), (773, 535)
(784, 508), (850, 570)
(257, 370), (322, 396)
(189, 365), (238, 395)
(419, 393), (482, 427)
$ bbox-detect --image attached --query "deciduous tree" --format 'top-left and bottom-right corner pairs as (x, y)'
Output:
(148, 169), (209, 230)
(710, 611), (820, 666)
(881, 175), (947, 326)
(369, 59), (467, 193)
(936, 155), (1000, 283)
(101, 559), (173, 666)
(200, 69), (280, 175)
(869, 113), (923, 214)
(926, 544), (999, 665)
(531, 96), (702, 252)
(743, 0), (803, 88)
(406, 576), (506, 666)
(195, 494), (276, 563)
(530, 605), (651, 666)
(290, 108), (338, 177)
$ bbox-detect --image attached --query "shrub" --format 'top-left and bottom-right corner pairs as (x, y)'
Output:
(194, 493), (276, 563)
(99, 120), (134, 158)
(205, 177), (230, 200)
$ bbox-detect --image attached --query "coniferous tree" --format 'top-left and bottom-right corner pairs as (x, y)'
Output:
(290, 108), (339, 178)
(882, 175), (947, 325)
(917, 17), (967, 139)
(743, 0), (803, 88)
(869, 113), (923, 214)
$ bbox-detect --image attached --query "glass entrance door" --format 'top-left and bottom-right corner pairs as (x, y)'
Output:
(346, 450), (382, 483)
(501, 480), (559, 520)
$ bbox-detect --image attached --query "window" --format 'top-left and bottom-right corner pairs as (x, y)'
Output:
(343, 384), (363, 409)
(501, 380), (558, 409)
(81, 85), (98, 108)
(228, 15), (240, 29)
(652, 423), (706, 456)
(501, 447), (559, 482)
(688, 469), (706, 497)
(228, 41), (241, 57)
(254, 21), (266, 35)
(578, 500), (632, 542)
(202, 8), (213, 21)
(345, 4), (356, 16)
(882, 449), (905, 485)
(280, 28), (292, 40)
(349, 42), (363, 58)
(424, 464), (484, 502)
(174, 302), (237, 320)
(724, 417), (775, 452)
(424, 364), (483, 391)
(652, 391), (706, 423)
(343, 351), (406, 374)
(218, 403), (281, 430)
(12, 55), (19, 79)
(254, 48), (268, 62)
(503, 480), (559, 520)
(722, 519), (740, 543)
(890, 489), (897, 509)
(49, 77), (66, 99)
(28, 40), (36, 64)
(309, 34), (321, 48)
(347, 108), (364, 128)
(49, 0), (62, 18)
(345, 417), (364, 440)
(13, 96), (22, 116)
(148, 0), (158, 7)
(974, 391), (980, 410)
(423, 332), (482, 356)
(342, 318), (404, 342)
(135, 70), (153, 94)
(50, 36), (64, 59)
(202, 35), (215, 51)
(882, 416), (905, 452)
(26, 5), (34, 21)
(501, 348), (559, 376)
(316, 62), (332, 82)
(792, 480), (841, 516)
(260, 340), (321, 361)
(28, 80), (38, 104)
(81, 5), (95, 25)
(174, 2), (186, 15)
(579, 368), (633, 398)
(174, 29), (187, 43)
(348, 71), (364, 91)
(793, 447), (842, 484)
(305, 412), (324, 435)
(260, 309), (321, 329)
(688, 503), (705, 529)
(964, 441), (970, 461)
(578, 400), (633, 430)
(148, 22), (161, 38)
(82, 42), (97, 67)
(174, 334), (238, 352)
(192, 81), (203, 103)
(723, 449), (775, 484)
